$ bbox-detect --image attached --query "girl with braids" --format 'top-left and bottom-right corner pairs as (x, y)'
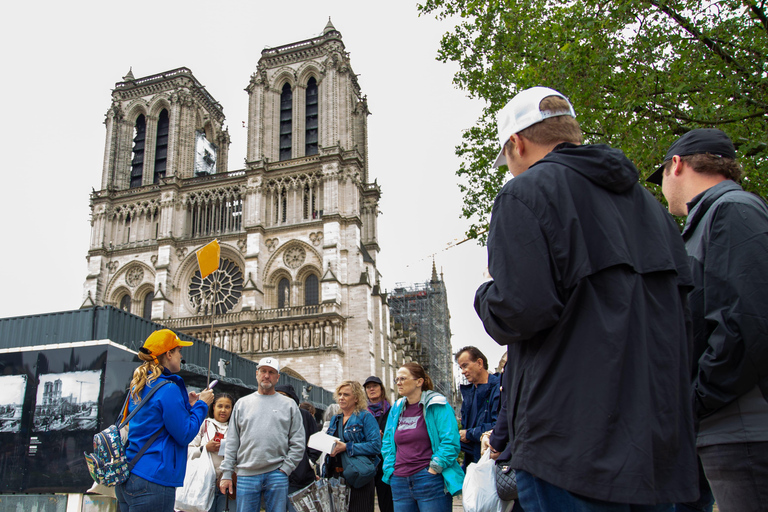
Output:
(382, 363), (463, 512)
(115, 329), (213, 512)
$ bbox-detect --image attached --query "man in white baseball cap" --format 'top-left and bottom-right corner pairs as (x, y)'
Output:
(219, 355), (305, 511)
(475, 87), (698, 510)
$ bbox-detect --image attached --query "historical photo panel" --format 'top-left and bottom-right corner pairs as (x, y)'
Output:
(33, 370), (102, 432)
(0, 375), (27, 433)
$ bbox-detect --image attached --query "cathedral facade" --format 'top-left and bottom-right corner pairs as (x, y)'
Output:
(82, 21), (398, 393)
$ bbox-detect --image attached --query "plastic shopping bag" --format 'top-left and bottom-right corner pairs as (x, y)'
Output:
(175, 448), (216, 512)
(462, 451), (504, 512)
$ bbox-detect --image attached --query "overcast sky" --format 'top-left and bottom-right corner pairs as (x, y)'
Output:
(1, 0), (507, 371)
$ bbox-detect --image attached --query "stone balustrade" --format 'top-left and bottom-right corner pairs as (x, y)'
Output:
(159, 303), (344, 356)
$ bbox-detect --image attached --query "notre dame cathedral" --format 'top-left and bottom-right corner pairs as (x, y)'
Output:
(81, 20), (397, 392)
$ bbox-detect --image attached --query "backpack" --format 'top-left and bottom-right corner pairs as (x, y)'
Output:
(84, 380), (170, 486)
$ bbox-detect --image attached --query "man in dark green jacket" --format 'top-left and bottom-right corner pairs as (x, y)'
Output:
(649, 128), (768, 511)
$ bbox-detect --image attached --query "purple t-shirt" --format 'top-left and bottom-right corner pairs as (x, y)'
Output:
(394, 401), (433, 476)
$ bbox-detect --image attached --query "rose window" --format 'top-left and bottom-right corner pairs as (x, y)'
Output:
(188, 258), (243, 315)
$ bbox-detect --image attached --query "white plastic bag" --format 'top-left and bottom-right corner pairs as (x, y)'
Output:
(175, 447), (216, 512)
(462, 451), (504, 512)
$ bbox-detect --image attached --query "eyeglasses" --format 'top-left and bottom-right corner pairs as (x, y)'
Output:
(395, 377), (413, 384)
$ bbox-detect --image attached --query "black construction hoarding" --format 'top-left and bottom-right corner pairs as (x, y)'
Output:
(0, 341), (136, 493)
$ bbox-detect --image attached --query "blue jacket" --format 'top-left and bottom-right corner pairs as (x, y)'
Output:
(459, 372), (501, 461)
(323, 409), (382, 476)
(125, 371), (208, 487)
(382, 391), (464, 496)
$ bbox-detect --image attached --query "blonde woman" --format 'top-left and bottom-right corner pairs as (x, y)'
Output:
(324, 380), (382, 512)
(115, 329), (213, 512)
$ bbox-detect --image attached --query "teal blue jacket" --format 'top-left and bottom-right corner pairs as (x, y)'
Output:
(382, 391), (464, 496)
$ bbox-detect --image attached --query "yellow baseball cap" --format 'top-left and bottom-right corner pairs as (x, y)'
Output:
(140, 329), (193, 361)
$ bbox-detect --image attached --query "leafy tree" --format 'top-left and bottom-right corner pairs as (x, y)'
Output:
(419, 0), (768, 241)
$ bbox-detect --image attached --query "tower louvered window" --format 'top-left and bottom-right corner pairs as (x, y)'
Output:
(280, 83), (292, 161)
(305, 77), (318, 156)
(154, 109), (169, 183)
(130, 115), (146, 188)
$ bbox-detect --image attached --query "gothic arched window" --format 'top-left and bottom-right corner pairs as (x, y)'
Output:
(278, 278), (290, 308)
(305, 274), (319, 306)
(130, 115), (146, 188)
(279, 83), (292, 161)
(154, 109), (169, 183)
(305, 77), (318, 156)
(119, 294), (131, 312)
(142, 291), (153, 320)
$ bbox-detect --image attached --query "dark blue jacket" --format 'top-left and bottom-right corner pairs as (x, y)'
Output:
(125, 371), (208, 487)
(459, 371), (501, 461)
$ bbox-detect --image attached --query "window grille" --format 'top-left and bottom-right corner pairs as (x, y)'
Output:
(305, 274), (319, 305)
(142, 292), (153, 320)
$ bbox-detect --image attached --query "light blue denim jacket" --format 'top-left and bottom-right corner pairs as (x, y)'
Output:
(382, 390), (464, 496)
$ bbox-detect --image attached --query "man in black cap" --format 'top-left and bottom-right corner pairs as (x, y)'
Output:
(363, 376), (393, 512)
(649, 128), (768, 511)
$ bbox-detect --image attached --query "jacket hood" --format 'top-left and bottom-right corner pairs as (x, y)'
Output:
(536, 143), (639, 194)
(275, 384), (300, 404)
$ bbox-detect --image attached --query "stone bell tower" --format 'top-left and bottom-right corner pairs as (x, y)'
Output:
(83, 21), (398, 394)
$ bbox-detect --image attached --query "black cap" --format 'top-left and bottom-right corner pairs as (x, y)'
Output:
(363, 376), (383, 388)
(646, 129), (736, 185)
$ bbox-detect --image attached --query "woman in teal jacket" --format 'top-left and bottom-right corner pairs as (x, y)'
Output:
(382, 363), (463, 511)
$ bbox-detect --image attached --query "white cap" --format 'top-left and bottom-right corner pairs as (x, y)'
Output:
(493, 87), (576, 168)
(258, 357), (280, 372)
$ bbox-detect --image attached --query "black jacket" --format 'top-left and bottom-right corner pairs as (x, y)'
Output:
(682, 180), (768, 419)
(475, 143), (697, 504)
(275, 385), (320, 489)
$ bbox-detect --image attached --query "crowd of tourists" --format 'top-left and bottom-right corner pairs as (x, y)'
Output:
(110, 85), (767, 512)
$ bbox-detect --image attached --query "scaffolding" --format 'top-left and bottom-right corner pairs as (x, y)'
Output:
(389, 270), (454, 405)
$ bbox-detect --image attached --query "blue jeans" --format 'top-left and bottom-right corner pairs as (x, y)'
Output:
(236, 469), (289, 512)
(516, 470), (673, 512)
(115, 473), (176, 512)
(698, 441), (768, 512)
(390, 468), (452, 512)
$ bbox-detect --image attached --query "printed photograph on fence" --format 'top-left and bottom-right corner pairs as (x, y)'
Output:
(33, 370), (102, 432)
(0, 374), (27, 433)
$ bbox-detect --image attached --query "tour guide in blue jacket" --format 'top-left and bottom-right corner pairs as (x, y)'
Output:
(382, 390), (464, 496)
(117, 329), (212, 512)
(126, 371), (209, 486)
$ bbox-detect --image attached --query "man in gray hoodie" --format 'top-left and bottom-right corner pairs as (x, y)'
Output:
(219, 357), (305, 512)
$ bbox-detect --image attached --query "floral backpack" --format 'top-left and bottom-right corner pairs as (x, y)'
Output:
(84, 380), (170, 486)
